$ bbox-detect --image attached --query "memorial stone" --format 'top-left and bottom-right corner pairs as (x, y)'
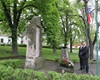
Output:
(25, 16), (44, 69)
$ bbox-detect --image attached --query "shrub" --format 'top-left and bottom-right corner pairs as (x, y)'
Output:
(62, 73), (78, 80)
(48, 71), (61, 80)
(0, 65), (100, 80)
(18, 44), (27, 47)
(42, 46), (52, 49)
(33, 71), (46, 80)
(0, 60), (100, 80)
(55, 58), (60, 62)
(0, 44), (11, 46)
(0, 59), (24, 68)
(0, 65), (14, 80)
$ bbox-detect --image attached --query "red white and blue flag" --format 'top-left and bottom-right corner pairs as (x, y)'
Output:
(87, 8), (91, 24)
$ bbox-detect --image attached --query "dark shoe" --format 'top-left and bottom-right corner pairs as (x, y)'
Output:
(82, 67), (84, 70)
(86, 71), (88, 73)
(78, 68), (82, 70)
(82, 70), (85, 73)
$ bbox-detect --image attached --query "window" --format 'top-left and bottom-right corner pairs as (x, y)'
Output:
(1, 38), (4, 43)
(21, 40), (23, 44)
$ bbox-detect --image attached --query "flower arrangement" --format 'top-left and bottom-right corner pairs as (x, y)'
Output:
(59, 58), (74, 69)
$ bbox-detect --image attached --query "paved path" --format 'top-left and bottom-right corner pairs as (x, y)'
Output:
(74, 62), (100, 76)
(37, 60), (100, 76)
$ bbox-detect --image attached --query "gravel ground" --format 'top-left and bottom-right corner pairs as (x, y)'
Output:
(37, 60), (100, 76)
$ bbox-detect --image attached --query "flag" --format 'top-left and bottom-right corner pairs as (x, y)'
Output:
(87, 8), (91, 24)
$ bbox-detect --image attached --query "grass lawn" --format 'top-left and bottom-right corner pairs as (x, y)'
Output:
(0, 46), (79, 62)
(42, 48), (79, 62)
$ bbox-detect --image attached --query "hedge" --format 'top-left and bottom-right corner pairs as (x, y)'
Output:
(0, 59), (24, 68)
(0, 59), (100, 80)
(0, 65), (100, 80)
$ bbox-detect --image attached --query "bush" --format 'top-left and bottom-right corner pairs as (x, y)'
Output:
(0, 60), (100, 80)
(18, 44), (27, 47)
(42, 46), (52, 48)
(0, 65), (100, 80)
(0, 65), (14, 80)
(0, 59), (24, 68)
(0, 44), (11, 46)
(55, 58), (60, 62)
(62, 73), (78, 80)
(48, 71), (61, 80)
(77, 74), (100, 80)
(33, 71), (46, 80)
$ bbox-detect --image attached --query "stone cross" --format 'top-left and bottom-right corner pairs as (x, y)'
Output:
(25, 16), (44, 69)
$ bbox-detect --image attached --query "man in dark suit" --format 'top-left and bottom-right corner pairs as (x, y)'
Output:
(78, 42), (84, 70)
(82, 42), (89, 73)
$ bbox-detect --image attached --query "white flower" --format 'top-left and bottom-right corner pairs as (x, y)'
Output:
(69, 61), (74, 67)
(69, 64), (71, 66)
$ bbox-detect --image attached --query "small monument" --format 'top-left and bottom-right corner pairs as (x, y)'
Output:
(61, 47), (69, 60)
(60, 47), (74, 71)
(25, 16), (44, 69)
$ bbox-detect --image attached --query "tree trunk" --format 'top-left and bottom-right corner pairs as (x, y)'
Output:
(64, 35), (67, 48)
(53, 46), (56, 54)
(89, 40), (94, 60)
(70, 37), (72, 53)
(88, 27), (94, 60)
(11, 27), (18, 55)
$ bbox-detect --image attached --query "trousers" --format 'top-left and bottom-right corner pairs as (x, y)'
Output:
(83, 58), (89, 73)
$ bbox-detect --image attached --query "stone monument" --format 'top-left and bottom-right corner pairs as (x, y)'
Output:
(25, 16), (44, 69)
(59, 47), (74, 72)
(61, 47), (69, 60)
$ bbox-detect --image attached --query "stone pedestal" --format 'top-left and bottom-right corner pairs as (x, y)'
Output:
(60, 48), (74, 69)
(61, 48), (69, 60)
(25, 16), (44, 69)
(35, 57), (45, 70)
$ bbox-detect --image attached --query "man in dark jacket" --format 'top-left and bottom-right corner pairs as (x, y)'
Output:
(82, 42), (89, 73)
(78, 42), (84, 70)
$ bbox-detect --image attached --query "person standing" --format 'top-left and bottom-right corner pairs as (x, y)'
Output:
(82, 42), (89, 73)
(78, 42), (84, 70)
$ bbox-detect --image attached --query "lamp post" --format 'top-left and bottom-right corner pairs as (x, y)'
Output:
(83, 0), (89, 44)
(95, 0), (99, 76)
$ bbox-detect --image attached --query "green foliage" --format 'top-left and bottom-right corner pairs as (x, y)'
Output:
(38, 0), (61, 48)
(62, 73), (77, 80)
(12, 68), (22, 80)
(0, 65), (14, 80)
(48, 71), (61, 80)
(72, 1), (86, 41)
(0, 64), (47, 80)
(0, 59), (24, 68)
(0, 0), (61, 54)
(18, 44), (27, 47)
(33, 71), (46, 80)
(0, 43), (11, 46)
(78, 74), (100, 80)
(0, 65), (99, 80)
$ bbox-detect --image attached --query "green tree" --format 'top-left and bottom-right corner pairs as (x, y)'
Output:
(77, 0), (100, 59)
(57, 0), (84, 52)
(37, 0), (60, 54)
(0, 0), (60, 54)
(0, 0), (38, 54)
(57, 0), (72, 48)
(69, 1), (87, 52)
